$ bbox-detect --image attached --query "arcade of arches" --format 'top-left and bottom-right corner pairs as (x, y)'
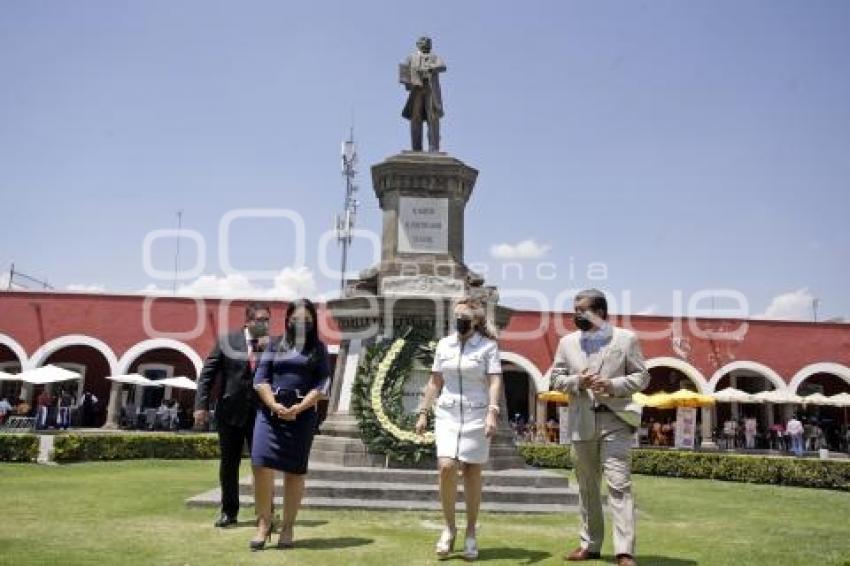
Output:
(0, 290), (848, 449)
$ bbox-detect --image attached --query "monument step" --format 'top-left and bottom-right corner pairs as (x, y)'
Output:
(313, 434), (517, 456)
(249, 462), (570, 488)
(308, 448), (390, 468)
(317, 417), (520, 443)
(316, 415), (362, 438)
(310, 435), (527, 471)
(236, 479), (577, 505)
(186, 490), (580, 514)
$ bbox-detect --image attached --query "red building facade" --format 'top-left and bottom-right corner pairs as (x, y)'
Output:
(1, 290), (848, 438)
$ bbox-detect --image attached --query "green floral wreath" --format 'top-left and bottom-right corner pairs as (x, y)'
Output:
(350, 326), (437, 464)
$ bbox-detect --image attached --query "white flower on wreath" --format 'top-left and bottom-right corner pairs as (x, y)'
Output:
(369, 338), (435, 445)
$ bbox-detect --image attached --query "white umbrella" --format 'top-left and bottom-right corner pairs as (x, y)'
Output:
(106, 374), (162, 387)
(752, 389), (804, 404)
(156, 376), (197, 390)
(774, 391), (804, 404)
(801, 392), (834, 406)
(0, 371), (22, 382)
(752, 390), (776, 403)
(19, 364), (82, 385)
(827, 392), (850, 407)
(712, 387), (761, 403)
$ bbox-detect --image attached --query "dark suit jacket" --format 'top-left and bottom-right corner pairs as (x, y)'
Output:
(195, 330), (273, 427)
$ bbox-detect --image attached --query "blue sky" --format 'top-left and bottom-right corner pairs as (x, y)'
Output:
(1, 1), (848, 320)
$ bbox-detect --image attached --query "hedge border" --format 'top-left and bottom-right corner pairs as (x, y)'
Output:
(517, 443), (850, 491)
(52, 433), (221, 462)
(7, 434), (849, 492)
(0, 434), (39, 462)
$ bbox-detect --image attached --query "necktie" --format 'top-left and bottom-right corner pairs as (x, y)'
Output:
(248, 339), (259, 372)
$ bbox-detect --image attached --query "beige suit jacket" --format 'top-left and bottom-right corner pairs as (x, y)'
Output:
(548, 326), (650, 441)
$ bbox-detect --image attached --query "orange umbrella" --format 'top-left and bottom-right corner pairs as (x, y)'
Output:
(660, 389), (716, 409)
(633, 391), (670, 407)
(537, 391), (570, 404)
(633, 390), (715, 409)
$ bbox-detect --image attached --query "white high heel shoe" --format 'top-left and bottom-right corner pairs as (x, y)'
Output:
(463, 535), (478, 561)
(435, 528), (456, 557)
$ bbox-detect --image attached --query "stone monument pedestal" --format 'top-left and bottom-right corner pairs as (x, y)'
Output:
(313, 415), (525, 470)
(312, 150), (525, 470)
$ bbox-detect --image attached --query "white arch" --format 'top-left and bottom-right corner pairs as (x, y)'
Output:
(500, 351), (546, 394)
(789, 362), (850, 394)
(0, 333), (29, 369)
(707, 360), (787, 393)
(645, 357), (709, 393)
(29, 334), (118, 375)
(118, 338), (203, 378)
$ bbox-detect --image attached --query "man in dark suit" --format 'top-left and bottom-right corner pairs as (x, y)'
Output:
(194, 302), (271, 528)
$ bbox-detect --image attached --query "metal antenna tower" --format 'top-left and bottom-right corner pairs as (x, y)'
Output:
(335, 128), (359, 293)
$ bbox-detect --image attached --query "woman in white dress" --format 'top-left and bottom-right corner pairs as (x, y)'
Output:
(415, 298), (503, 561)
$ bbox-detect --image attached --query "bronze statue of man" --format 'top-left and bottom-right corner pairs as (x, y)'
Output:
(400, 36), (446, 152)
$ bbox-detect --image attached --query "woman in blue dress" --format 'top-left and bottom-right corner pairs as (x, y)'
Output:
(249, 298), (331, 550)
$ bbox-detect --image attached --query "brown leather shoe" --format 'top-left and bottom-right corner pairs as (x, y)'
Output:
(564, 547), (602, 561)
(615, 554), (637, 566)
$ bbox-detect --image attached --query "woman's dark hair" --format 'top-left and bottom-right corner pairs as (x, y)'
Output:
(282, 298), (322, 352)
(574, 288), (608, 319)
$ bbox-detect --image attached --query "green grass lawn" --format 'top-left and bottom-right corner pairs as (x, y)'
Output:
(0, 460), (848, 566)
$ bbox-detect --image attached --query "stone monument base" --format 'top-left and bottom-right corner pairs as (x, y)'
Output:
(312, 412), (526, 470)
(185, 461), (580, 514)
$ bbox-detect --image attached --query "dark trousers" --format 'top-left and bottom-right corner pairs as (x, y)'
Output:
(409, 87), (440, 152)
(217, 413), (255, 518)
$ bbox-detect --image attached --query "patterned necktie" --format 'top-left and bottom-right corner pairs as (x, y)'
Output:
(248, 339), (259, 372)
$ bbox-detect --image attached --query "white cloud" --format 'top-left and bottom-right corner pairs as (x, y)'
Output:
(0, 272), (27, 290)
(489, 239), (551, 260)
(756, 288), (816, 321)
(637, 304), (658, 316)
(66, 284), (107, 292)
(140, 267), (317, 300)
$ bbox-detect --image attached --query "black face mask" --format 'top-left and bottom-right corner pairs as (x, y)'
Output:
(249, 321), (269, 338)
(574, 313), (594, 332)
(455, 318), (473, 336)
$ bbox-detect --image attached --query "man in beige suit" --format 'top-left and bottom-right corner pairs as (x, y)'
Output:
(549, 289), (649, 566)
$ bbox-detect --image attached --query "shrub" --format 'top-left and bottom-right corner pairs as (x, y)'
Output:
(629, 449), (850, 490)
(52, 433), (220, 462)
(518, 443), (850, 491)
(517, 442), (573, 468)
(0, 434), (39, 462)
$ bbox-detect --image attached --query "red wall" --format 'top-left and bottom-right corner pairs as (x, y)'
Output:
(495, 310), (850, 382)
(1, 290), (849, 386)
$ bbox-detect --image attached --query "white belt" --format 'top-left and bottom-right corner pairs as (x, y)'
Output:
(436, 397), (487, 409)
